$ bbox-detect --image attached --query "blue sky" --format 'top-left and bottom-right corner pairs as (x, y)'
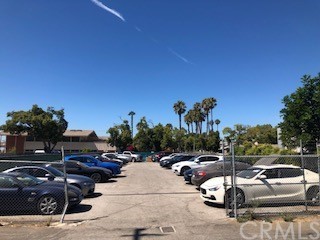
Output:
(1, 0), (319, 137)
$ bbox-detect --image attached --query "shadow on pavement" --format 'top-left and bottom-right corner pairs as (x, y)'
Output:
(85, 192), (102, 199)
(121, 228), (165, 240)
(67, 204), (92, 214)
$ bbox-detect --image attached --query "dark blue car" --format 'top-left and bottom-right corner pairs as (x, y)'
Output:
(0, 172), (83, 215)
(65, 155), (121, 176)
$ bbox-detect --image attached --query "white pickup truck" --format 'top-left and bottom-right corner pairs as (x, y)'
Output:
(121, 151), (143, 162)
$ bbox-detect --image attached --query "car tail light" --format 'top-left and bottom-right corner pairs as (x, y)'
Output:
(198, 171), (206, 176)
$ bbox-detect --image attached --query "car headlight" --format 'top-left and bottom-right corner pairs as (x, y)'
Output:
(83, 182), (93, 186)
(208, 185), (222, 191)
(175, 165), (180, 168)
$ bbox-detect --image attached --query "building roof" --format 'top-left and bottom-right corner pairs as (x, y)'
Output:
(63, 130), (97, 137)
(1, 130), (99, 138)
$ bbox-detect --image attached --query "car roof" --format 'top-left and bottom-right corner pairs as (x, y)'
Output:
(251, 164), (300, 169)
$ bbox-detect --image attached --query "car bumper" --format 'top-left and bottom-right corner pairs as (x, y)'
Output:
(81, 183), (95, 196)
(200, 187), (224, 204)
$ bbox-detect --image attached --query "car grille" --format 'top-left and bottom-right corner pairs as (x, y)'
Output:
(201, 188), (206, 195)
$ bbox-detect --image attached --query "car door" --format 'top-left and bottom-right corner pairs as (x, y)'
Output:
(27, 168), (54, 181)
(276, 168), (305, 201)
(0, 176), (24, 211)
(246, 169), (281, 202)
(199, 156), (220, 167)
(65, 161), (82, 174)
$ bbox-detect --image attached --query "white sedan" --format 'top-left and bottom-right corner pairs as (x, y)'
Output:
(171, 155), (223, 175)
(200, 164), (320, 207)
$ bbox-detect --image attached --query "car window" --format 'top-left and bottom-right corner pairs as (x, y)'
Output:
(69, 156), (80, 161)
(280, 168), (303, 178)
(0, 177), (18, 188)
(198, 157), (206, 162)
(66, 161), (79, 168)
(30, 168), (49, 178)
(206, 156), (220, 161)
(263, 169), (280, 179)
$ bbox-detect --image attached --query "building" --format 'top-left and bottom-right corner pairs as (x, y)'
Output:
(4, 130), (115, 154)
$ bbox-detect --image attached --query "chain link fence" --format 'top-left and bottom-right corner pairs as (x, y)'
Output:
(223, 141), (320, 219)
(0, 152), (72, 223)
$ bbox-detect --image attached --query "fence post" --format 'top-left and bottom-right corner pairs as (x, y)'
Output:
(223, 139), (228, 216)
(317, 141), (320, 206)
(300, 140), (308, 211)
(60, 146), (68, 223)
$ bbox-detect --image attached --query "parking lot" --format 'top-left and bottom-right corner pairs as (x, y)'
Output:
(0, 161), (241, 240)
(2, 161), (320, 240)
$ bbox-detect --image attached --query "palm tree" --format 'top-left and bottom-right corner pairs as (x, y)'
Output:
(193, 102), (205, 134)
(184, 111), (192, 134)
(215, 119), (221, 131)
(201, 97), (217, 135)
(128, 111), (135, 138)
(173, 101), (186, 130)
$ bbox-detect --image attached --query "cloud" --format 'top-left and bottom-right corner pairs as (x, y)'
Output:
(91, 0), (125, 22)
(168, 48), (191, 64)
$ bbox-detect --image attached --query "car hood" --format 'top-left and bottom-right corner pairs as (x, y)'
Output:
(66, 174), (95, 183)
(98, 162), (119, 168)
(34, 181), (80, 193)
(200, 175), (252, 188)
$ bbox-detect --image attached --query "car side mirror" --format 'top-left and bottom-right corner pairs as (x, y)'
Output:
(195, 159), (200, 164)
(257, 174), (267, 180)
(45, 174), (55, 181)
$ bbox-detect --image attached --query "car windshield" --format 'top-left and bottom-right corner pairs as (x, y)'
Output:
(237, 168), (263, 179)
(188, 156), (198, 162)
(45, 166), (64, 177)
(16, 174), (44, 186)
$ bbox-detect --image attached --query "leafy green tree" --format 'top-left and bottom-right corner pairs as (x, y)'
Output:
(151, 124), (165, 151)
(222, 124), (249, 145)
(1, 105), (68, 153)
(205, 131), (220, 152)
(161, 124), (176, 151)
(133, 117), (154, 151)
(279, 74), (320, 151)
(245, 124), (277, 144)
(107, 120), (132, 151)
(173, 101), (186, 130)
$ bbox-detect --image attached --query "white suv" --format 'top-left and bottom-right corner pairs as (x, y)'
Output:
(172, 154), (223, 175)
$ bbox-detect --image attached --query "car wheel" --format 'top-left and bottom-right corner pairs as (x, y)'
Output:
(180, 167), (190, 176)
(38, 195), (60, 215)
(132, 158), (136, 162)
(226, 188), (245, 209)
(90, 172), (102, 183)
(307, 187), (320, 205)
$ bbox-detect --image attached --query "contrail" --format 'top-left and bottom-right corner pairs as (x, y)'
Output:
(91, 0), (125, 22)
(168, 48), (191, 64)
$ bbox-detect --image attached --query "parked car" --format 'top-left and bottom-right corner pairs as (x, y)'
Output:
(50, 160), (113, 183)
(121, 151), (143, 162)
(159, 153), (181, 164)
(3, 165), (95, 197)
(152, 152), (171, 162)
(172, 155), (224, 175)
(102, 153), (130, 164)
(200, 164), (320, 208)
(183, 168), (195, 183)
(161, 155), (196, 168)
(91, 154), (123, 168)
(191, 161), (251, 187)
(65, 155), (121, 176)
(0, 172), (83, 215)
